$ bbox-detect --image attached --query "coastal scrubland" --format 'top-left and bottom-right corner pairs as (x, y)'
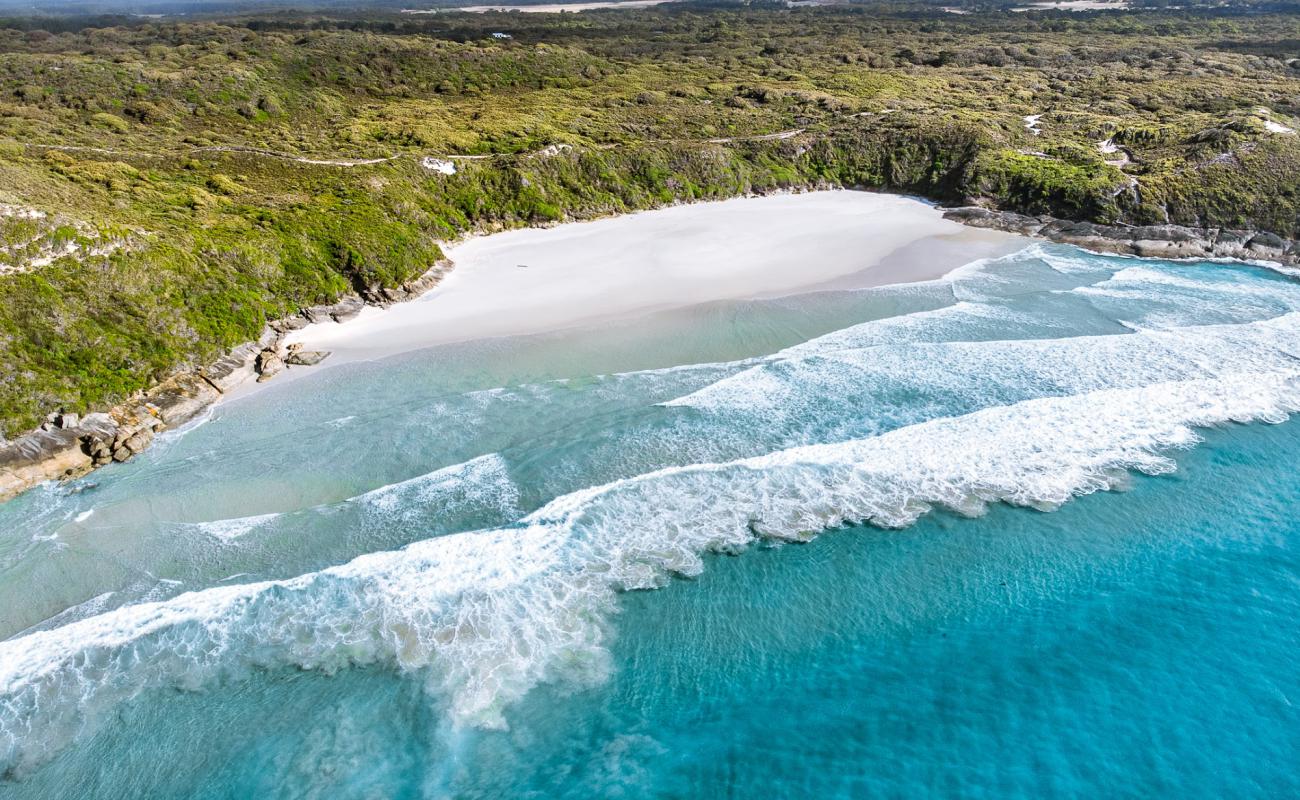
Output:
(0, 1), (1298, 435)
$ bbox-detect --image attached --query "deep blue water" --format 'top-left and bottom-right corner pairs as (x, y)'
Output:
(2, 243), (1300, 798)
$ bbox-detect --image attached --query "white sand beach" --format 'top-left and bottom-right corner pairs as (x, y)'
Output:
(280, 191), (1022, 368)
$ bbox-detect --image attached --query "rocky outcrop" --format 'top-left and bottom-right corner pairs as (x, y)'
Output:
(285, 345), (330, 367)
(147, 374), (222, 428)
(361, 264), (448, 305)
(0, 428), (93, 500)
(944, 207), (1300, 266)
(0, 257), (453, 503)
(255, 348), (285, 382)
(303, 295), (365, 324)
(201, 337), (272, 394)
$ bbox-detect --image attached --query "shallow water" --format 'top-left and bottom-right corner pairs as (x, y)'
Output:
(2, 243), (1299, 797)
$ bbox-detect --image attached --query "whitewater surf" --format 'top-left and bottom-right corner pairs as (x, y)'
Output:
(2, 227), (1300, 796)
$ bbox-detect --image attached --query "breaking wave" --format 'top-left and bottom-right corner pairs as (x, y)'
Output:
(178, 453), (520, 544)
(2, 365), (1298, 776)
(4, 244), (1300, 778)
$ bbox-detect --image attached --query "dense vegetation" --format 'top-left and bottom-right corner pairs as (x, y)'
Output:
(1, 1), (1298, 436)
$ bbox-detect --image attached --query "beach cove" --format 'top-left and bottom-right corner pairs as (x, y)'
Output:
(278, 191), (1021, 371)
(6, 188), (1297, 501)
(3, 190), (1300, 797)
(0, 191), (1022, 500)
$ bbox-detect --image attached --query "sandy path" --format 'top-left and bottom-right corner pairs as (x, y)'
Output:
(18, 127), (810, 169)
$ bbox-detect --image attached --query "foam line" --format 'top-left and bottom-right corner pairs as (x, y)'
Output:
(6, 246), (1300, 776)
(665, 310), (1300, 417)
(2, 368), (1298, 776)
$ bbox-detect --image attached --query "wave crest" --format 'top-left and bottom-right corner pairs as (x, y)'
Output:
(2, 367), (1297, 777)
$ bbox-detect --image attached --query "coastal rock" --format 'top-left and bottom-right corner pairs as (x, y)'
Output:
(941, 206), (1046, 236)
(943, 206), (1300, 266)
(81, 412), (116, 433)
(1039, 220), (1135, 254)
(80, 413), (121, 467)
(1129, 236), (1213, 260)
(101, 409), (159, 463)
(202, 342), (260, 394)
(258, 328), (283, 349)
(1213, 229), (1253, 251)
(359, 284), (399, 306)
(286, 350), (331, 367)
(1247, 232), (1289, 259)
(403, 260), (453, 297)
(301, 306), (333, 325)
(303, 295), (366, 324)
(329, 295), (365, 322)
(1128, 224), (1204, 243)
(86, 434), (114, 466)
(145, 374), (221, 428)
(256, 348), (284, 382)
(0, 427), (94, 501)
(271, 315), (311, 333)
(111, 428), (153, 462)
(1118, 225), (1211, 260)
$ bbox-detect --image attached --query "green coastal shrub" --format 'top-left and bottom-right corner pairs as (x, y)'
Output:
(975, 151), (1124, 221)
(90, 112), (130, 134)
(1, 8), (1298, 436)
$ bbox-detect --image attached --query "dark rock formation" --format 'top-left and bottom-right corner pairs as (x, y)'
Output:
(303, 295), (365, 324)
(202, 341), (263, 394)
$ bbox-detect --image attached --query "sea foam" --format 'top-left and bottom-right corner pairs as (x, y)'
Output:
(2, 365), (1298, 776)
(4, 247), (1300, 778)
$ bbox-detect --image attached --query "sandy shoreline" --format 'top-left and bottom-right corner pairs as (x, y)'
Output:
(0, 190), (1024, 501)
(280, 191), (1023, 372)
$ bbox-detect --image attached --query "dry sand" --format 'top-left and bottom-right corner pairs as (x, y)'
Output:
(281, 191), (1023, 368)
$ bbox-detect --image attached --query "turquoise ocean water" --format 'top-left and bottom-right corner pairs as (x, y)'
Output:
(2, 243), (1299, 798)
